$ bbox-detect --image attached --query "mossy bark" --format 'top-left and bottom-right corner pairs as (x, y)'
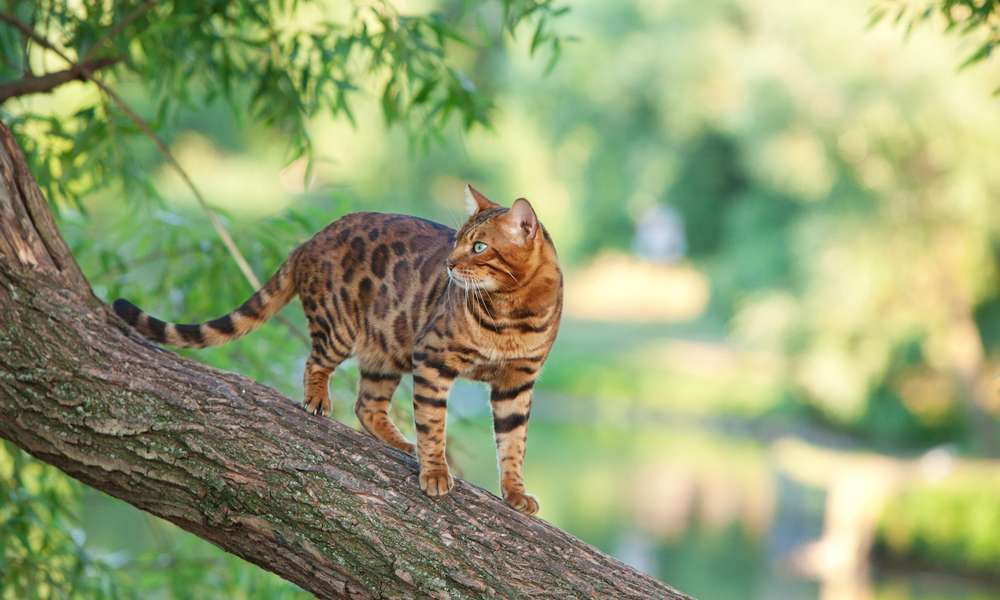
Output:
(0, 121), (688, 600)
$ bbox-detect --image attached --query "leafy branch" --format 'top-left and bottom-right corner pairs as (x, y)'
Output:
(870, 0), (999, 86)
(0, 0), (568, 208)
(0, 8), (308, 341)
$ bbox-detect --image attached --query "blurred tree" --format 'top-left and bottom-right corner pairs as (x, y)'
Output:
(400, 0), (999, 455)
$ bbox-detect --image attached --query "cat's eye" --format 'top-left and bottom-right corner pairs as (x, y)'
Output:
(472, 241), (488, 254)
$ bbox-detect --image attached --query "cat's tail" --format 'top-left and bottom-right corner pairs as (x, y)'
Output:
(112, 257), (297, 349)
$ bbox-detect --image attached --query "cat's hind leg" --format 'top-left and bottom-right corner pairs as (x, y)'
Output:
(355, 370), (414, 454)
(303, 326), (350, 416)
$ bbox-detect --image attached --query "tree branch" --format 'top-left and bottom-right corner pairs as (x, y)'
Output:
(0, 0), (157, 105)
(0, 57), (120, 104)
(0, 11), (76, 64)
(90, 80), (309, 344)
(0, 10), (308, 345)
(0, 121), (687, 598)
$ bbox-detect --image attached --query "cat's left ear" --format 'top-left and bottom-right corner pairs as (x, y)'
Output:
(502, 198), (538, 243)
(465, 184), (500, 215)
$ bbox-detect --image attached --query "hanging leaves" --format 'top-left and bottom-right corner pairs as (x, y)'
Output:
(0, 0), (569, 208)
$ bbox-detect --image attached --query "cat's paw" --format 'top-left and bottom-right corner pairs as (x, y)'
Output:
(504, 491), (540, 515)
(419, 468), (454, 497)
(303, 396), (329, 417)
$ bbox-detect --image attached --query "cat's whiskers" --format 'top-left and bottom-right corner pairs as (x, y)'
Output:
(476, 288), (496, 320)
(453, 271), (494, 321)
(478, 284), (498, 317)
(496, 264), (518, 284)
(473, 281), (495, 320)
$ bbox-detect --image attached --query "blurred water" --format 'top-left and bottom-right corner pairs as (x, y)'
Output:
(446, 389), (1000, 600)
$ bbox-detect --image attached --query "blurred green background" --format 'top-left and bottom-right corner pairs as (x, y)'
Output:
(2, 0), (1000, 598)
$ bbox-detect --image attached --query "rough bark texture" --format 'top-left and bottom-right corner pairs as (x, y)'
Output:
(0, 121), (688, 600)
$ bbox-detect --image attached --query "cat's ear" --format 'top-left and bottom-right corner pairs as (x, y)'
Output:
(502, 198), (538, 243)
(464, 184), (500, 215)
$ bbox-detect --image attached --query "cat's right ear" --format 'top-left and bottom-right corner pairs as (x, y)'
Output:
(464, 184), (500, 215)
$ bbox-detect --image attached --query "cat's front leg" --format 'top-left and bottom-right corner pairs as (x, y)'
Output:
(490, 363), (539, 515)
(411, 351), (461, 497)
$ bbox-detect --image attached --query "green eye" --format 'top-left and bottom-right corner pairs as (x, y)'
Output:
(472, 241), (488, 254)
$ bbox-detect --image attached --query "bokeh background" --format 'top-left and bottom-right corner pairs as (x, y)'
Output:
(3, 0), (1000, 599)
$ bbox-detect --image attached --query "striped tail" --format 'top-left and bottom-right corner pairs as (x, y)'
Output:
(113, 259), (297, 348)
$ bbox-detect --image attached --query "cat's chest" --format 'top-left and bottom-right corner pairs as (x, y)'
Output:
(459, 334), (552, 380)
(463, 362), (502, 382)
(463, 359), (531, 382)
(468, 326), (550, 358)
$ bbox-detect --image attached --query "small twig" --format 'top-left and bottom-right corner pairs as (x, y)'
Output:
(80, 0), (157, 63)
(20, 1), (37, 77)
(0, 57), (120, 103)
(90, 83), (309, 344)
(94, 82), (262, 285)
(0, 11), (309, 345)
(0, 13), (60, 54)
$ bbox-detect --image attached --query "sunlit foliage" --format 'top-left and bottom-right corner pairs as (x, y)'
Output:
(0, 0), (566, 209)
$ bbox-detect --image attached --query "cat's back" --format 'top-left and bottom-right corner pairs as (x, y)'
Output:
(310, 211), (453, 248)
(293, 212), (456, 372)
(296, 211), (455, 278)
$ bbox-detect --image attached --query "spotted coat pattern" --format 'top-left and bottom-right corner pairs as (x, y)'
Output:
(114, 193), (562, 514)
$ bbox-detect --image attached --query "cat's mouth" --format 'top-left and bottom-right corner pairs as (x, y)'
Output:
(447, 268), (487, 290)
(447, 267), (468, 287)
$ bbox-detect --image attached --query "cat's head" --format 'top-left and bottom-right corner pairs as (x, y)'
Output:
(447, 185), (548, 292)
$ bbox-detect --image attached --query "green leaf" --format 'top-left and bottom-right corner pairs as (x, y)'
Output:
(959, 41), (993, 70)
(530, 18), (547, 56)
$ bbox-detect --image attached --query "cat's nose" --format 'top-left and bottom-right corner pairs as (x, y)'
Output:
(446, 258), (457, 270)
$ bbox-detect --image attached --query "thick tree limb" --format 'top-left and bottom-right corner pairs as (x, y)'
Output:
(0, 121), (687, 599)
(0, 57), (120, 104)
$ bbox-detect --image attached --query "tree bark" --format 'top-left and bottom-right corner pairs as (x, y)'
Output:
(0, 121), (688, 600)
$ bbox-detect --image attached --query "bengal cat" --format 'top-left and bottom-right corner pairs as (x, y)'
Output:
(113, 185), (563, 515)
